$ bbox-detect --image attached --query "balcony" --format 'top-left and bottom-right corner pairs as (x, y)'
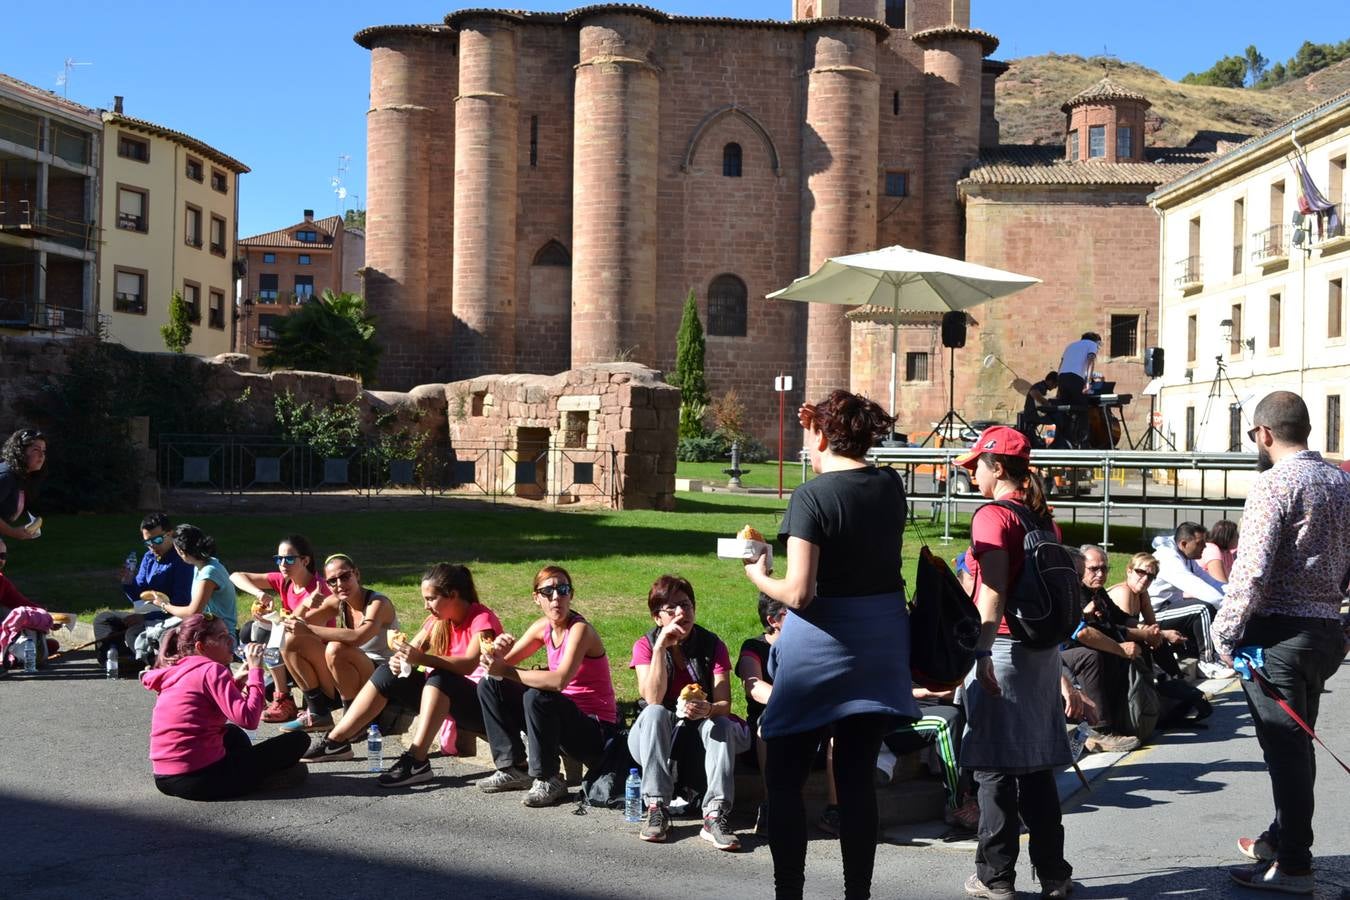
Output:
(1174, 255), (1202, 294)
(0, 295), (104, 334)
(1253, 224), (1289, 270)
(0, 200), (100, 251)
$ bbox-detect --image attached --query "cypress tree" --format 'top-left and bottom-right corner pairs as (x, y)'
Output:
(673, 289), (709, 439)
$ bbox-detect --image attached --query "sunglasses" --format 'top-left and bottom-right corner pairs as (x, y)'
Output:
(1085, 565), (1108, 573)
(1131, 568), (1158, 580)
(274, 554), (299, 566)
(536, 583), (573, 599)
(144, 534), (168, 547)
(19, 428), (44, 441)
(325, 571), (355, 587)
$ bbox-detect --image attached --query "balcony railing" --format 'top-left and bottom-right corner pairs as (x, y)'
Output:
(0, 296), (104, 334)
(1174, 255), (1202, 290)
(114, 292), (146, 315)
(0, 200), (100, 251)
(1252, 224), (1288, 262)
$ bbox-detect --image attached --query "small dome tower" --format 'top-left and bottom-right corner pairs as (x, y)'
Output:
(1062, 76), (1150, 163)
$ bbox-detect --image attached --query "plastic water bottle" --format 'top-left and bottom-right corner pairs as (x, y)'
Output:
(21, 633), (37, 673)
(106, 647), (120, 680)
(1067, 720), (1092, 761)
(125, 550), (139, 576)
(263, 646), (282, 669)
(624, 768), (643, 822)
(367, 724), (383, 772)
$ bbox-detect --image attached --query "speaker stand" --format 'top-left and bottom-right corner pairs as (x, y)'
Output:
(1132, 393), (1175, 451)
(922, 347), (972, 447)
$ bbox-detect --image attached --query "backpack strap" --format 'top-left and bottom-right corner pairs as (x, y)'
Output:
(986, 498), (1049, 535)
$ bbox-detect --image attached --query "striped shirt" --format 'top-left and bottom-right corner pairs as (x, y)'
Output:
(1211, 451), (1350, 659)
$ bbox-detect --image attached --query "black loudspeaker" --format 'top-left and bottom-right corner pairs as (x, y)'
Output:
(1144, 346), (1165, 377)
(941, 311), (967, 349)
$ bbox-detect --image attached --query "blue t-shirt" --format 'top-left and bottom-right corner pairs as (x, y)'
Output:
(124, 547), (196, 609)
(194, 558), (238, 634)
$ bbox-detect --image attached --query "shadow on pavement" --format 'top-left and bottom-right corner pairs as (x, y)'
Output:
(1069, 855), (1350, 899)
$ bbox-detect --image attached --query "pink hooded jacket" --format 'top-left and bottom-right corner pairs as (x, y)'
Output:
(142, 655), (264, 775)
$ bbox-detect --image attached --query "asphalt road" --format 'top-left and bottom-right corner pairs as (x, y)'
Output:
(2, 652), (1347, 899)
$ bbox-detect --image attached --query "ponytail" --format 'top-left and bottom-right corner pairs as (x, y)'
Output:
(983, 452), (1054, 523)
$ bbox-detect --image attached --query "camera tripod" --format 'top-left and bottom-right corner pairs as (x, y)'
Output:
(1197, 355), (1248, 450)
(1132, 391), (1176, 451)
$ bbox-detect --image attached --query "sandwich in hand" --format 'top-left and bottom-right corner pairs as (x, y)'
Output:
(140, 590), (171, 607)
(479, 634), (497, 657)
(386, 629), (408, 651)
(678, 683), (707, 703)
(737, 524), (765, 542)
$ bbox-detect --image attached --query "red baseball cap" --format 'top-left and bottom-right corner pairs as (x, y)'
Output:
(953, 425), (1030, 470)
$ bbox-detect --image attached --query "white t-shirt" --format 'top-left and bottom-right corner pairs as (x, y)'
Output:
(1059, 339), (1099, 378)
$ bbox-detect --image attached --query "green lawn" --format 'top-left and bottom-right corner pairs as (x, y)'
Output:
(8, 492), (1149, 712)
(675, 459), (810, 491)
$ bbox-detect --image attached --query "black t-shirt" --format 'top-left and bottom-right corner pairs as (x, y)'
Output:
(1023, 379), (1052, 420)
(778, 466), (906, 598)
(0, 463), (22, 523)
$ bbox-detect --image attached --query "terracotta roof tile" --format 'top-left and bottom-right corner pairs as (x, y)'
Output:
(911, 26), (999, 57)
(0, 72), (102, 123)
(240, 215), (343, 249)
(103, 112), (249, 173)
(1061, 76), (1151, 112)
(960, 144), (1212, 187)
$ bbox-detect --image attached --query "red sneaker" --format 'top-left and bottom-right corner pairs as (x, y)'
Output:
(261, 694), (298, 723)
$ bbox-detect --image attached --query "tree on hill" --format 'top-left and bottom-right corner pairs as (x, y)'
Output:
(1181, 55), (1247, 88)
(1244, 45), (1268, 86)
(344, 208), (366, 231)
(1254, 39), (1350, 87)
(259, 289), (382, 383)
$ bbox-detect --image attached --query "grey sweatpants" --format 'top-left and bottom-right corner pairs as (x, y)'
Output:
(627, 703), (749, 814)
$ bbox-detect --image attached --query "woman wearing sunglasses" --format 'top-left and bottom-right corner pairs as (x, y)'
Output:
(143, 613), (308, 801)
(1107, 552), (1188, 680)
(229, 534), (336, 724)
(276, 554), (399, 730)
(477, 565), (618, 807)
(141, 525), (239, 638)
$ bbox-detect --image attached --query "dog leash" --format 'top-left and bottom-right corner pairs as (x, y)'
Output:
(1234, 647), (1350, 776)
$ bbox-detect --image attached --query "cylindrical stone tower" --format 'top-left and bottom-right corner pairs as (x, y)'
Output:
(800, 20), (885, 403)
(356, 26), (455, 388)
(569, 8), (662, 367)
(449, 12), (520, 379)
(915, 26), (998, 259)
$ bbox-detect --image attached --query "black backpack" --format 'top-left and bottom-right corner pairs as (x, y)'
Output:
(984, 500), (1079, 649)
(908, 545), (981, 689)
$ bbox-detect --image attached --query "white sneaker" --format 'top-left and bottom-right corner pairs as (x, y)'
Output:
(1198, 661), (1236, 680)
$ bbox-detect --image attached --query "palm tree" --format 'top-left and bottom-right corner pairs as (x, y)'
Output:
(259, 289), (382, 383)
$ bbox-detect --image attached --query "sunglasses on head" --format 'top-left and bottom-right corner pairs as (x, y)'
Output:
(536, 583), (573, 599)
(144, 534), (168, 547)
(274, 554), (298, 566)
(325, 570), (354, 587)
(19, 428), (44, 441)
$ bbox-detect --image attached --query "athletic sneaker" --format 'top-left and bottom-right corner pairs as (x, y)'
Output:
(261, 694), (299, 724)
(378, 751), (434, 788)
(753, 801), (770, 837)
(1198, 660), (1237, 680)
(478, 766), (531, 793)
(944, 796), (981, 831)
(1238, 835), (1278, 862)
(300, 735), (353, 763)
(964, 873), (1015, 900)
(522, 775), (569, 808)
(1040, 875), (1075, 898)
(639, 802), (670, 843)
(280, 709), (334, 733)
(1084, 730), (1141, 753)
(1228, 861), (1314, 895)
(699, 810), (741, 851)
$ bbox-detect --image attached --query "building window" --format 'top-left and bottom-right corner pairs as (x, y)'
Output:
(294, 275), (314, 302)
(1229, 304), (1243, 356)
(1116, 125), (1133, 159)
(1232, 198), (1245, 275)
(1109, 314), (1139, 358)
(1331, 278), (1344, 339)
(892, 91), (900, 116)
(885, 0), (904, 28)
(298, 254), (311, 266)
(1185, 406), (1196, 452)
(1269, 180), (1285, 228)
(182, 282), (201, 325)
(885, 171), (908, 197)
(263, 252), (276, 264)
(1187, 314), (1197, 362)
(533, 240), (570, 266)
(707, 274), (747, 337)
(1269, 292), (1281, 349)
(116, 186), (148, 232)
(185, 157), (203, 182)
(295, 230), (317, 243)
(258, 273), (278, 303)
(722, 143), (742, 178)
(185, 204), (203, 248)
(114, 268), (146, 314)
(1228, 404), (1243, 452)
(1088, 125), (1106, 158)
(210, 215), (226, 256)
(529, 115), (539, 168)
(904, 352), (929, 382)
(117, 132), (149, 162)
(1329, 395), (1342, 455)
(208, 289), (225, 330)
(257, 313), (280, 343)
(211, 169), (228, 193)
(1068, 130), (1079, 161)
(1331, 154), (1346, 213)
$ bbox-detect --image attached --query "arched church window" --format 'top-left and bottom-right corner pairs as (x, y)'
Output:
(722, 142), (743, 178)
(532, 240), (571, 267)
(708, 274), (748, 337)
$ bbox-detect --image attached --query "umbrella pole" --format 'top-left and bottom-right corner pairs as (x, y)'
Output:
(890, 322), (898, 419)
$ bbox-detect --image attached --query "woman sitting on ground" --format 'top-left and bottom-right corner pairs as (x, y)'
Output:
(477, 565), (618, 807)
(229, 534), (336, 724)
(277, 554), (399, 732)
(736, 592), (787, 836)
(142, 614), (308, 801)
(1200, 519), (1239, 583)
(1106, 552), (1188, 680)
(301, 563), (500, 790)
(142, 525), (239, 640)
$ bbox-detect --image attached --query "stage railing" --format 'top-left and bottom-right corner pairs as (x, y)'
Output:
(863, 446), (1257, 548)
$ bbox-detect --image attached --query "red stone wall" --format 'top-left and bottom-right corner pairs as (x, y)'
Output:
(919, 34), (983, 260)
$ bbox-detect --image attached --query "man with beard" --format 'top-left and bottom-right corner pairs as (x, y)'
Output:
(1213, 391), (1350, 895)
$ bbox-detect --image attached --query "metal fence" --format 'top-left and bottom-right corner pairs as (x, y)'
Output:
(158, 435), (619, 507)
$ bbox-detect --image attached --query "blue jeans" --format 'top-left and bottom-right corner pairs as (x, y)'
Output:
(1238, 615), (1344, 872)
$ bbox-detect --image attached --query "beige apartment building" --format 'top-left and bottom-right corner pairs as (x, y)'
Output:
(0, 74), (102, 336)
(1151, 90), (1350, 456)
(100, 98), (248, 356)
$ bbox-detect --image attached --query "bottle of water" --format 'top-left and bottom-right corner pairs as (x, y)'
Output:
(367, 724), (383, 773)
(106, 647), (120, 680)
(125, 550), (139, 577)
(263, 646), (282, 669)
(1067, 720), (1092, 761)
(21, 632), (37, 673)
(624, 768), (643, 822)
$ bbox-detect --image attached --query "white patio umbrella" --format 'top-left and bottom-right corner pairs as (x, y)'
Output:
(767, 245), (1040, 417)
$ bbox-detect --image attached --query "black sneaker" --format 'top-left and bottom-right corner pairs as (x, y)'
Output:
(378, 751), (433, 788)
(300, 735), (352, 763)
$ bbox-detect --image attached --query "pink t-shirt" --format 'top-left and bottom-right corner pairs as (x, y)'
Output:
(546, 615), (617, 724)
(629, 632), (732, 706)
(1200, 543), (1235, 580)
(424, 602), (502, 683)
(266, 571), (335, 626)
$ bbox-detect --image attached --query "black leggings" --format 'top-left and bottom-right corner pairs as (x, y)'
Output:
(368, 663), (486, 735)
(765, 713), (892, 900)
(154, 726), (308, 801)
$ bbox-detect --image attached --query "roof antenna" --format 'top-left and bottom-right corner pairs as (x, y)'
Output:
(56, 58), (92, 98)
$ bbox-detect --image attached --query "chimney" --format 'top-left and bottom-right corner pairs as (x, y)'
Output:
(303, 209), (314, 222)
(113, 95), (124, 114)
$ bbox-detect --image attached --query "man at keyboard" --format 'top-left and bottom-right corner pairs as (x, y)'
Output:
(1052, 332), (1101, 448)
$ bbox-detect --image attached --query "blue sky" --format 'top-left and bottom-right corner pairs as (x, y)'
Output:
(5, 1), (1346, 236)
